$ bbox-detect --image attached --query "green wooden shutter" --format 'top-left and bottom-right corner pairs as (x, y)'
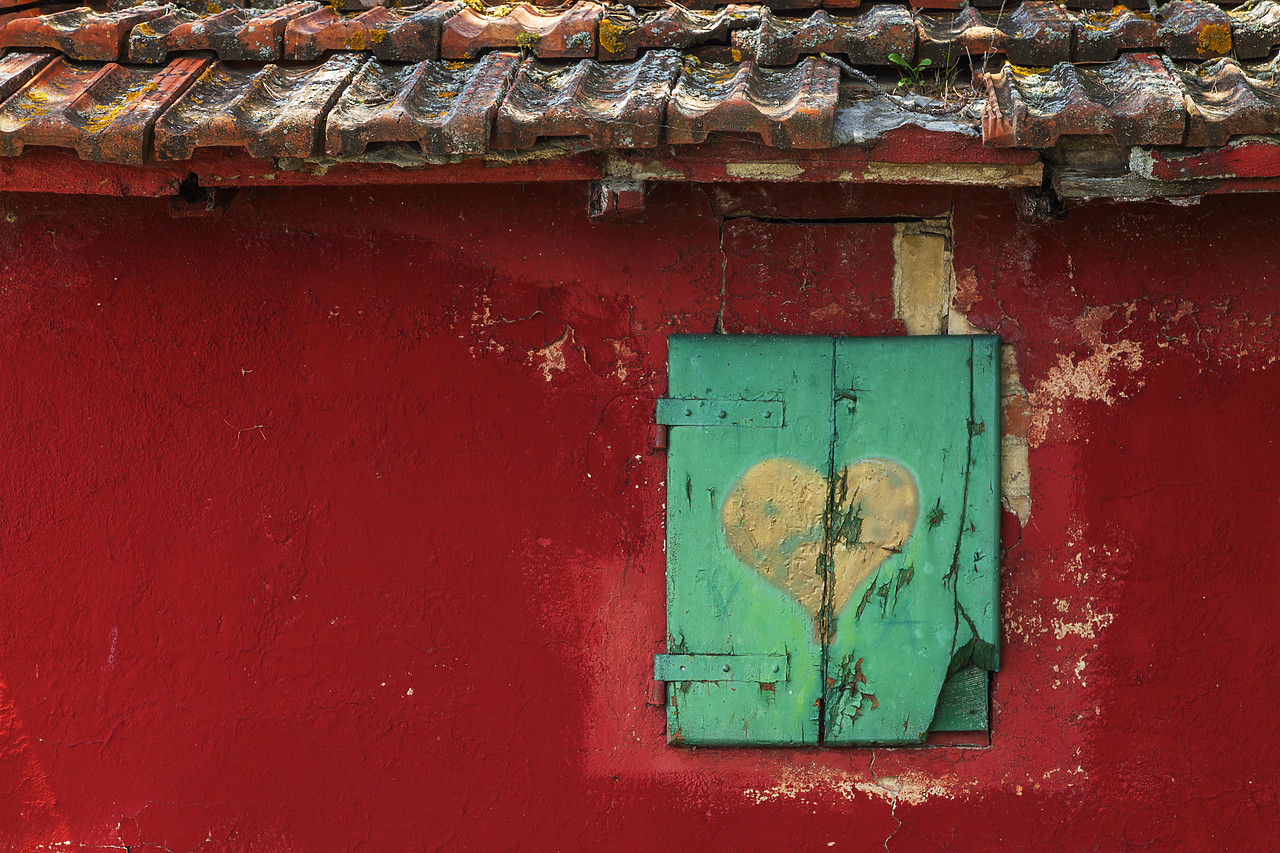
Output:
(657, 335), (1000, 746)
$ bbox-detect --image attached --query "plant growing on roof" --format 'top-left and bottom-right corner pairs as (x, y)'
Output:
(888, 53), (932, 88)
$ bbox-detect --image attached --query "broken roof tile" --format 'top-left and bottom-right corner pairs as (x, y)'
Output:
(154, 52), (364, 159)
(439, 2), (601, 60)
(666, 55), (838, 148)
(284, 2), (457, 62)
(1156, 0), (1231, 60)
(981, 53), (1186, 148)
(0, 4), (169, 61)
(0, 55), (205, 162)
(1073, 6), (1160, 62)
(1228, 0), (1280, 60)
(597, 4), (757, 63)
(736, 7), (914, 66)
(1175, 54), (1280, 147)
(325, 52), (519, 156)
(915, 2), (1071, 66)
(492, 49), (680, 148)
(128, 2), (319, 63)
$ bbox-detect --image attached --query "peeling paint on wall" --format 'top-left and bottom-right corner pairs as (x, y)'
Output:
(1029, 307), (1145, 446)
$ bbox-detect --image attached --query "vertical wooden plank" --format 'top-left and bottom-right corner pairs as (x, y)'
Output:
(664, 334), (832, 745)
(954, 336), (1001, 672)
(822, 336), (999, 745)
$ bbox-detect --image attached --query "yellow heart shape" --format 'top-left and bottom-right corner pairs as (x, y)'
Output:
(721, 457), (920, 623)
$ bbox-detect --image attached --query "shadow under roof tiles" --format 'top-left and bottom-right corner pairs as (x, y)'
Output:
(154, 52), (365, 160)
(0, 55), (206, 163)
(325, 52), (520, 156)
(491, 50), (681, 148)
(666, 55), (838, 148)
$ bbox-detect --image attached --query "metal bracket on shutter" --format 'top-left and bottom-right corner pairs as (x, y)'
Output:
(654, 654), (789, 683)
(655, 399), (784, 427)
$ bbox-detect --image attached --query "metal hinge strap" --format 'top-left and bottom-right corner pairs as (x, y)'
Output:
(655, 398), (784, 427)
(654, 653), (789, 683)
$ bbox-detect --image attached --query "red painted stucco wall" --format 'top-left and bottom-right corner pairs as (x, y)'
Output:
(0, 182), (1276, 851)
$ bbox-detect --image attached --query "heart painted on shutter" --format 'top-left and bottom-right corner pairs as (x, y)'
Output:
(721, 457), (920, 623)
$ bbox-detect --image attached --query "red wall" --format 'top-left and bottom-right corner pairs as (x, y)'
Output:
(0, 182), (1277, 851)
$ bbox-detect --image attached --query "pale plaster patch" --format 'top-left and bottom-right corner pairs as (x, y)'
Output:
(724, 162), (806, 180)
(861, 162), (1042, 186)
(1029, 307), (1145, 446)
(1051, 602), (1115, 640)
(996, 343), (1033, 523)
(893, 222), (952, 336)
(466, 292), (506, 357)
(534, 326), (574, 381)
(742, 765), (966, 808)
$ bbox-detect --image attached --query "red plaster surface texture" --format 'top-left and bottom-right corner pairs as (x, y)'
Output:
(0, 184), (1277, 851)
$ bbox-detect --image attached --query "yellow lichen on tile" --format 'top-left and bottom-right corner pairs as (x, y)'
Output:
(1197, 23), (1231, 56)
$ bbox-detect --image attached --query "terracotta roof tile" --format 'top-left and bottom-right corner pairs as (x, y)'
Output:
(677, 0), (820, 12)
(1156, 0), (1232, 59)
(1176, 54), (1280, 147)
(597, 4), (757, 62)
(0, 50), (54, 102)
(0, 5), (168, 61)
(439, 2), (601, 60)
(127, 3), (319, 63)
(284, 2), (458, 61)
(0, 0), (1275, 169)
(981, 53), (1186, 148)
(0, 55), (205, 162)
(667, 55), (838, 148)
(737, 7), (913, 66)
(916, 2), (1071, 65)
(154, 52), (364, 159)
(492, 50), (680, 148)
(325, 52), (519, 156)
(1228, 0), (1280, 60)
(1073, 7), (1161, 62)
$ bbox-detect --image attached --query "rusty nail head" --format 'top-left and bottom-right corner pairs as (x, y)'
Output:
(717, 409), (727, 419)
(721, 663), (730, 672)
